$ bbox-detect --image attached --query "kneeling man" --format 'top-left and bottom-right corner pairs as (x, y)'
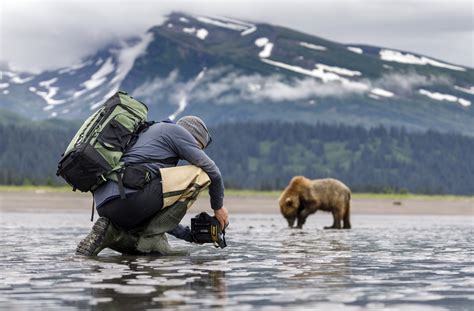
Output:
(76, 116), (228, 256)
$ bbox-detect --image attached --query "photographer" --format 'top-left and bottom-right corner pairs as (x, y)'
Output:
(76, 116), (228, 256)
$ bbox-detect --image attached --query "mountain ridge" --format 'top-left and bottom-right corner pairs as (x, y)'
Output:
(0, 12), (473, 135)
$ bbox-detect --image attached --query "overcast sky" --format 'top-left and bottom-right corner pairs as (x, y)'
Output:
(1, 0), (472, 73)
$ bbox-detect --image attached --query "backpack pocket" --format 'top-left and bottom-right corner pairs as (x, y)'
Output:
(96, 114), (136, 152)
(122, 165), (152, 190)
(57, 144), (112, 192)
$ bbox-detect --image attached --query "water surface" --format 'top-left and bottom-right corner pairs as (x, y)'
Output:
(1, 212), (473, 310)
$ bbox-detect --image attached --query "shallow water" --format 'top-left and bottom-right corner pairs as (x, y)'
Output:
(0, 212), (473, 310)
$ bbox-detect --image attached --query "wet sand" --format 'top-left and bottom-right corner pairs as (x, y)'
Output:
(1, 190), (473, 215)
(2, 212), (473, 310)
(1, 192), (473, 310)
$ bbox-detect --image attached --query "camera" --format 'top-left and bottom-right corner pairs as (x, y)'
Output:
(191, 212), (227, 248)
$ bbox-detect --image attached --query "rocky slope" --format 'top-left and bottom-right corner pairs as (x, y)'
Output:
(1, 12), (473, 134)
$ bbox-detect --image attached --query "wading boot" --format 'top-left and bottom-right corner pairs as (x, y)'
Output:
(136, 233), (189, 256)
(76, 217), (119, 256)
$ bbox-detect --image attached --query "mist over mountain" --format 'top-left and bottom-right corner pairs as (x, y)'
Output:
(1, 12), (473, 135)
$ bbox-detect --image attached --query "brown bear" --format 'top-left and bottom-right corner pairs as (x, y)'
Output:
(279, 176), (351, 229)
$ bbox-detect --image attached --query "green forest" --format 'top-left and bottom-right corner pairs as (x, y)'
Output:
(1, 117), (473, 195)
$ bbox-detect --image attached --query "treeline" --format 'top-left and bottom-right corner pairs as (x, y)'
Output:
(0, 118), (78, 185)
(205, 122), (474, 195)
(1, 119), (473, 195)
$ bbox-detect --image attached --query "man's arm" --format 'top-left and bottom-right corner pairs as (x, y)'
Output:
(167, 224), (193, 242)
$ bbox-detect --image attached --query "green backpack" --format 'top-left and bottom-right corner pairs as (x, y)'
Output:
(56, 91), (148, 194)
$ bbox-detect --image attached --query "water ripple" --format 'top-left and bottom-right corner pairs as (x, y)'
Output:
(0, 213), (473, 310)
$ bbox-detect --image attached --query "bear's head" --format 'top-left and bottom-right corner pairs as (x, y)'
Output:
(279, 176), (310, 227)
(279, 195), (299, 227)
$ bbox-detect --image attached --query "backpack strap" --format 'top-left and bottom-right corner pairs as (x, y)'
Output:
(161, 118), (175, 124)
(90, 199), (95, 222)
(116, 170), (126, 199)
(125, 121), (157, 153)
(111, 120), (179, 198)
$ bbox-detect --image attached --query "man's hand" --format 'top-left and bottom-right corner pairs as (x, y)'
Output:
(214, 206), (229, 230)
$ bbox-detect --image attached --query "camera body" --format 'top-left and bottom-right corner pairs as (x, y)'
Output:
(191, 212), (227, 248)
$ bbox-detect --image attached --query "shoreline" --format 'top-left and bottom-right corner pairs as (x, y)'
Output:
(1, 190), (473, 215)
(0, 185), (473, 200)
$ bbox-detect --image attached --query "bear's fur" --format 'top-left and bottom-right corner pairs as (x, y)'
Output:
(279, 176), (351, 229)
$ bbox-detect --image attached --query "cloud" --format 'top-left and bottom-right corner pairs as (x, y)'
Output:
(374, 72), (452, 95)
(1, 0), (472, 72)
(132, 67), (452, 111)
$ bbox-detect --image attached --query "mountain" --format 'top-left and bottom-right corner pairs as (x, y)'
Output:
(1, 12), (473, 135)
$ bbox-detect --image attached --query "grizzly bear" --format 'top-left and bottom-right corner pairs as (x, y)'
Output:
(279, 176), (351, 229)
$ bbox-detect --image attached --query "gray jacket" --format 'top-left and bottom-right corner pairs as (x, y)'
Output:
(93, 122), (224, 210)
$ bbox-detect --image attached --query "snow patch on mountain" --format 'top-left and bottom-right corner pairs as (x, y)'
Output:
(380, 50), (466, 71)
(91, 32), (153, 110)
(86, 91), (101, 101)
(169, 96), (187, 121)
(216, 16), (254, 27)
(347, 46), (363, 54)
(11, 75), (34, 84)
(183, 27), (208, 40)
(371, 88), (394, 97)
(82, 57), (114, 91)
(169, 68), (207, 120)
(196, 28), (209, 40)
(36, 78), (66, 106)
(299, 42), (327, 51)
(259, 43), (273, 58)
(260, 58), (369, 91)
(72, 88), (88, 99)
(419, 89), (471, 107)
(454, 86), (474, 95)
(39, 78), (57, 88)
(3, 90), (9, 95)
(255, 38), (269, 47)
(196, 16), (247, 31)
(209, 16), (256, 36)
(110, 33), (153, 85)
(458, 99), (471, 107)
(58, 60), (91, 75)
(241, 26), (256, 36)
(315, 64), (361, 77)
(183, 27), (195, 34)
(0, 83), (9, 89)
(254, 38), (273, 58)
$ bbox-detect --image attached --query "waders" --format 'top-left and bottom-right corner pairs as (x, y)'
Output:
(76, 166), (210, 256)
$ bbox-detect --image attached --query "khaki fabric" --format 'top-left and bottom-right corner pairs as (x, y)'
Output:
(160, 165), (211, 209)
(104, 165), (211, 255)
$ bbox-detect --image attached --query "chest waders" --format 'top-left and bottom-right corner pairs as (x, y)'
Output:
(77, 166), (211, 256)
